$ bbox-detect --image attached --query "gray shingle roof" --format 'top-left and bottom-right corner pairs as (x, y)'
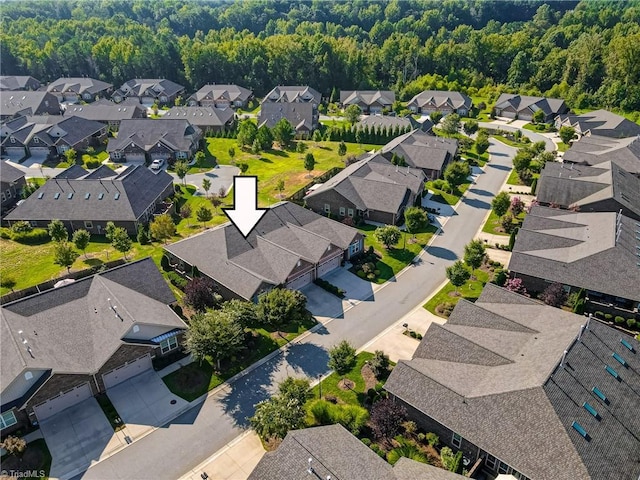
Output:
(556, 109), (640, 138)
(0, 161), (25, 184)
(340, 90), (395, 107)
(305, 153), (425, 214)
(384, 284), (640, 480)
(47, 77), (112, 96)
(258, 102), (315, 131)
(163, 106), (234, 128)
(563, 135), (640, 175)
(508, 206), (640, 301)
(262, 86), (321, 105)
(114, 78), (184, 99)
(495, 94), (566, 116)
(381, 130), (457, 172)
(65, 102), (146, 122)
(164, 202), (362, 300)
(0, 91), (61, 118)
(189, 84), (252, 104)
(0, 76), (41, 91)
(406, 90), (472, 111)
(1, 258), (185, 392)
(107, 119), (201, 154)
(5, 164), (173, 223)
(392, 458), (466, 480)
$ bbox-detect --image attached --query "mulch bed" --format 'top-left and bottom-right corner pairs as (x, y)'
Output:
(361, 364), (377, 391)
(270, 331), (288, 341)
(337, 378), (355, 391)
(1, 447), (45, 474)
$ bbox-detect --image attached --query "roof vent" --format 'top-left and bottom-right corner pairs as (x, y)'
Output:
(114, 192), (120, 200)
(85, 193), (90, 199)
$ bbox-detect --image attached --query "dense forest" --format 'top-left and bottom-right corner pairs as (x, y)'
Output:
(1, 0), (640, 112)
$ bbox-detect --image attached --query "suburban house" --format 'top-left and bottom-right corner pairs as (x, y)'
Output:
(406, 90), (472, 117)
(163, 106), (235, 135)
(0, 76), (42, 91)
(187, 84), (253, 108)
(384, 283), (640, 480)
(380, 129), (458, 180)
(555, 109), (640, 139)
(163, 202), (364, 301)
(536, 161), (640, 221)
(258, 86), (321, 135)
(65, 101), (147, 130)
(0, 115), (108, 160)
(0, 258), (187, 433)
(304, 153), (425, 225)
(508, 205), (640, 317)
(0, 91), (61, 121)
(494, 94), (568, 122)
(107, 119), (202, 164)
(262, 85), (321, 106)
(112, 78), (185, 105)
(4, 164), (174, 234)
(249, 424), (466, 480)
(356, 115), (432, 134)
(339, 90), (395, 114)
(46, 77), (113, 103)
(562, 134), (640, 177)
(0, 161), (26, 216)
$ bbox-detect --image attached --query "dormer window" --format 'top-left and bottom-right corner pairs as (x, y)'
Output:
(24, 371), (33, 380)
(34, 137), (39, 143)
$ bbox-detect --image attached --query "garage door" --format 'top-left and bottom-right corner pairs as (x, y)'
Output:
(125, 153), (146, 163)
(286, 270), (313, 291)
(33, 382), (92, 421)
(317, 255), (342, 278)
(102, 354), (152, 389)
(5, 147), (26, 156)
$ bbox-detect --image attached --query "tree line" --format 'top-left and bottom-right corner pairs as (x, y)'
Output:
(1, 1), (639, 112)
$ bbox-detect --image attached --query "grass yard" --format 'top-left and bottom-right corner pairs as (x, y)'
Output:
(425, 181), (472, 205)
(423, 267), (491, 317)
(356, 223), (438, 284)
(522, 122), (555, 133)
(163, 315), (317, 401)
(481, 209), (525, 236)
(506, 168), (523, 186)
(469, 95), (493, 122)
(557, 141), (570, 152)
(491, 135), (529, 148)
(308, 352), (375, 408)
(0, 438), (51, 479)
(80, 148), (109, 166)
(205, 138), (378, 206)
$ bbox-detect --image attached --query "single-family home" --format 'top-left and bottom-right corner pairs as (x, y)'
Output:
(355, 115), (432, 134)
(5, 164), (174, 234)
(0, 91), (61, 121)
(0, 258), (187, 433)
(340, 90), (395, 114)
(187, 84), (253, 109)
(65, 101), (147, 130)
(304, 153), (425, 225)
(562, 134), (640, 177)
(536, 161), (640, 221)
(107, 119), (202, 164)
(380, 129), (458, 180)
(112, 79), (185, 106)
(164, 202), (364, 301)
(555, 109), (640, 139)
(0, 115), (108, 161)
(0, 161), (26, 216)
(249, 424), (466, 480)
(406, 90), (472, 117)
(163, 106), (235, 135)
(494, 94), (568, 122)
(385, 283), (640, 480)
(0, 76), (42, 92)
(46, 77), (113, 103)
(508, 205), (640, 317)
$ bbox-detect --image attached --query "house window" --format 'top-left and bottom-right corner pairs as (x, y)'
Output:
(6, 189), (12, 199)
(339, 207), (346, 216)
(160, 336), (178, 354)
(1, 193), (5, 202)
(324, 204), (331, 213)
(349, 241), (361, 256)
(498, 461), (509, 474)
(176, 152), (187, 159)
(348, 208), (354, 217)
(0, 410), (17, 429)
(84, 221), (93, 229)
(112, 151), (122, 160)
(33, 137), (39, 143)
(10, 136), (15, 143)
(452, 432), (462, 449)
(485, 454), (497, 470)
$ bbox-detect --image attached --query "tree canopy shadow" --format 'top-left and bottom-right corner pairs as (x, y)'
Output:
(285, 342), (330, 379)
(467, 188), (493, 197)
(425, 246), (458, 260)
(461, 197), (491, 209)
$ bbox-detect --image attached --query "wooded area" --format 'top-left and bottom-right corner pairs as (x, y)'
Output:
(2, 0), (639, 112)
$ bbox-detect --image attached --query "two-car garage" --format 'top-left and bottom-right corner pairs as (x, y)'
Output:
(285, 254), (343, 291)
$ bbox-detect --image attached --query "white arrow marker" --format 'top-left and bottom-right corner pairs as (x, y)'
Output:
(223, 176), (267, 238)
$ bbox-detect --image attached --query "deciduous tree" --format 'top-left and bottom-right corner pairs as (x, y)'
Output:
(0, 436), (26, 458)
(540, 282), (567, 307)
(196, 206), (213, 226)
(429, 111), (443, 125)
(175, 160), (189, 186)
(202, 178), (211, 197)
(111, 227), (132, 259)
(374, 225), (401, 249)
(149, 214), (176, 243)
(258, 288), (307, 327)
(328, 340), (357, 375)
(443, 161), (471, 188)
(446, 260), (470, 293)
(186, 310), (244, 369)
(344, 104), (362, 125)
(559, 126), (576, 145)
(370, 398), (407, 442)
(184, 277), (220, 312)
(53, 242), (79, 273)
(180, 204), (192, 226)
(404, 206), (428, 238)
(272, 118), (294, 148)
(463, 239), (486, 272)
(441, 113), (460, 135)
(72, 229), (91, 257)
(463, 119), (478, 135)
(492, 191), (511, 217)
(48, 219), (68, 242)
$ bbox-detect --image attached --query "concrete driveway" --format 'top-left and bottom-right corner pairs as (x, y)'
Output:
(182, 165), (240, 197)
(107, 369), (188, 439)
(19, 152), (50, 168)
(39, 397), (116, 479)
(303, 268), (375, 319)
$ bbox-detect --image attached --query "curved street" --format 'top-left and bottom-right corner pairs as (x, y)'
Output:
(76, 138), (517, 480)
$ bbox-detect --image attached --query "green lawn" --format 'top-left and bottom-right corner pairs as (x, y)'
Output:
(522, 122), (555, 133)
(425, 181), (472, 205)
(423, 268), (491, 316)
(491, 135), (529, 148)
(205, 138), (377, 206)
(557, 141), (570, 152)
(481, 209), (525, 236)
(163, 315), (317, 401)
(506, 168), (523, 186)
(80, 148), (109, 166)
(308, 352), (375, 408)
(469, 95), (492, 122)
(357, 223), (438, 284)
(0, 438), (51, 480)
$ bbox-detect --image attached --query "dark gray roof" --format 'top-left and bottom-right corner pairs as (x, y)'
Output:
(392, 458), (466, 480)
(305, 153), (424, 214)
(508, 206), (640, 301)
(189, 84), (252, 104)
(556, 109), (640, 138)
(537, 161), (640, 218)
(47, 77), (112, 96)
(262, 86), (321, 105)
(384, 284), (640, 480)
(65, 102), (146, 122)
(340, 90), (395, 107)
(0, 115), (105, 149)
(0, 161), (25, 184)
(5, 165), (173, 223)
(562, 135), (640, 175)
(495, 94), (566, 116)
(258, 102), (315, 132)
(381, 129), (457, 171)
(406, 90), (472, 111)
(0, 76), (41, 91)
(1, 258), (185, 392)
(0, 91), (61, 118)
(164, 202), (362, 300)
(163, 106), (234, 128)
(107, 119), (201, 154)
(114, 78), (184, 99)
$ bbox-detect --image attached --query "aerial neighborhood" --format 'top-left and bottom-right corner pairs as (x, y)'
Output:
(0, 2), (639, 480)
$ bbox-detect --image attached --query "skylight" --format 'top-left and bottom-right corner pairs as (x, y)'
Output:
(592, 387), (608, 403)
(37, 192), (44, 199)
(620, 338), (635, 352)
(605, 365), (619, 379)
(98, 193), (104, 200)
(85, 193), (90, 199)
(572, 421), (589, 439)
(583, 402), (599, 419)
(67, 192), (73, 199)
(114, 192), (120, 200)
(612, 352), (627, 367)
(54, 192), (60, 199)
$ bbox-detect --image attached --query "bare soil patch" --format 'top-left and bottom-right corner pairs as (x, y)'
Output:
(338, 378), (355, 391)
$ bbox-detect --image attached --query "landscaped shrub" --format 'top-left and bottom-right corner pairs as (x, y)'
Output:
(604, 313), (613, 321)
(167, 271), (187, 289)
(387, 439), (428, 465)
(309, 400), (369, 435)
(10, 228), (50, 244)
(615, 316), (625, 325)
(314, 278), (345, 298)
(0, 228), (10, 239)
(361, 438), (372, 446)
(369, 443), (386, 458)
(11, 221), (33, 233)
(368, 350), (390, 378)
(425, 432), (440, 447)
(85, 159), (101, 169)
(627, 319), (637, 330)
(573, 298), (585, 315)
(356, 270), (366, 279)
(595, 311), (604, 319)
(492, 268), (507, 287)
(160, 254), (171, 271)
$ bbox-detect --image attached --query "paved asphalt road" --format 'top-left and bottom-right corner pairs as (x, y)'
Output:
(74, 139), (516, 480)
(478, 121), (556, 151)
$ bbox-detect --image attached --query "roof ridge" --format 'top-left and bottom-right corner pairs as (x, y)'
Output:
(437, 322), (516, 365)
(258, 234), (315, 264)
(456, 297), (540, 332)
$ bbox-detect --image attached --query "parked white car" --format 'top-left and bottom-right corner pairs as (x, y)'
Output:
(150, 158), (165, 170)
